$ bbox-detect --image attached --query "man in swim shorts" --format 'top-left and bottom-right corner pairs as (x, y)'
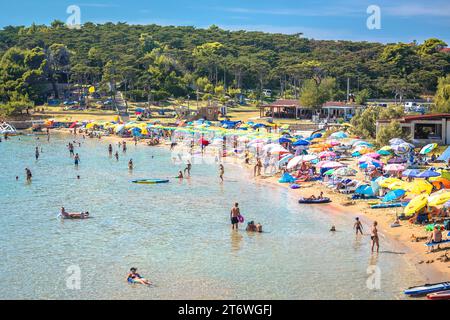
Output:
(371, 221), (379, 253)
(230, 202), (240, 230)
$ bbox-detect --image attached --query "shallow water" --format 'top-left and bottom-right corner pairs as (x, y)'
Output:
(0, 134), (422, 299)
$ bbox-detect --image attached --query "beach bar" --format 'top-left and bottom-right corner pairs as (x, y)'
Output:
(258, 99), (312, 119)
(377, 113), (450, 145)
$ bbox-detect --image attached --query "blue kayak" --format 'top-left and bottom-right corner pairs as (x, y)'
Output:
(371, 202), (407, 209)
(404, 282), (450, 296)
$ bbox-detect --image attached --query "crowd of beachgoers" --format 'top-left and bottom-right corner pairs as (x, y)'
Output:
(4, 116), (450, 295)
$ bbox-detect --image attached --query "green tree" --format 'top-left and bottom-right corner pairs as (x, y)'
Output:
(376, 120), (406, 145)
(433, 75), (450, 112)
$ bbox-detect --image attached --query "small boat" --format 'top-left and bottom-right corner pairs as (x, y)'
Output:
(404, 282), (450, 296)
(298, 197), (331, 204)
(427, 290), (450, 300)
(132, 179), (169, 184)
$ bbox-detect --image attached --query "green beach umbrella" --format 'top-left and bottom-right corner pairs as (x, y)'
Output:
(377, 149), (391, 156)
(324, 169), (335, 175)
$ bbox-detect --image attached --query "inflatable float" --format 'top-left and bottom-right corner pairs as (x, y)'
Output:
(132, 179), (169, 184)
(404, 282), (450, 296)
(298, 197), (331, 204)
(58, 212), (90, 219)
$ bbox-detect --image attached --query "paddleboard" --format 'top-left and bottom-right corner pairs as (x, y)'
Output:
(132, 179), (169, 184)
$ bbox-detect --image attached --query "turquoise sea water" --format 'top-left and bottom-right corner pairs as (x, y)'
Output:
(0, 134), (422, 299)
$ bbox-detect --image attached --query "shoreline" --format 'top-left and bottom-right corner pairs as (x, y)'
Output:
(43, 128), (449, 288)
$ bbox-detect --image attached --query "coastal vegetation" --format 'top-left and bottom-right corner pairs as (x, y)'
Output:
(0, 23), (449, 117)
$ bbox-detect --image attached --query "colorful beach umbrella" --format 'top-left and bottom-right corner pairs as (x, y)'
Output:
(333, 167), (357, 176)
(402, 169), (420, 178)
(420, 143), (438, 155)
(316, 161), (345, 169)
(384, 164), (406, 172)
(330, 131), (348, 139)
(428, 191), (450, 207)
(376, 149), (391, 156)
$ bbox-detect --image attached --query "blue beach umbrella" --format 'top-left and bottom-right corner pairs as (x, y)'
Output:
(382, 189), (406, 202)
(330, 131), (348, 139)
(402, 169), (420, 178)
(416, 169), (441, 178)
(293, 139), (310, 146)
(310, 133), (322, 139)
(278, 137), (292, 143)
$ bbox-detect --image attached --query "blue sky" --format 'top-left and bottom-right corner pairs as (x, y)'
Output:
(1, 0), (450, 44)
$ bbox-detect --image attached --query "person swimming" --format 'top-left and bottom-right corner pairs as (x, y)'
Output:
(246, 221), (263, 233)
(219, 164), (224, 182)
(126, 267), (151, 285)
(128, 159), (133, 170)
(60, 207), (89, 219)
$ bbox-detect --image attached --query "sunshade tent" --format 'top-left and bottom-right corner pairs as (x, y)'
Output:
(382, 189), (406, 202)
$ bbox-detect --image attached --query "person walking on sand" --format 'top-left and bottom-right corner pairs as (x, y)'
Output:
(230, 202), (241, 231)
(371, 221), (379, 253)
(354, 217), (364, 235)
(219, 164), (224, 182)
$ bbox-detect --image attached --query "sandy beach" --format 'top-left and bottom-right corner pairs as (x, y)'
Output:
(50, 127), (449, 288)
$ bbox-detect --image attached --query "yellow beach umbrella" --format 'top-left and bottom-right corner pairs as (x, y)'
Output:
(406, 180), (433, 195)
(428, 191), (450, 207)
(379, 177), (401, 188)
(404, 194), (428, 216)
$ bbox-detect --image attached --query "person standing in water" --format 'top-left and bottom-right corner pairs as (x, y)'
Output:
(230, 203), (241, 231)
(115, 151), (119, 161)
(108, 144), (113, 155)
(35, 146), (40, 160)
(74, 153), (80, 167)
(122, 141), (127, 152)
(25, 168), (32, 181)
(354, 217), (364, 235)
(184, 160), (192, 176)
(219, 164), (224, 182)
(371, 221), (379, 253)
(128, 159), (133, 170)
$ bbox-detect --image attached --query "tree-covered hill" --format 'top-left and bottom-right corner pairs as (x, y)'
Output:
(0, 21), (449, 115)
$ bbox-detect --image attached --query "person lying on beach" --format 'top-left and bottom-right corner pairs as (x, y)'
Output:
(307, 192), (324, 200)
(126, 267), (151, 285)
